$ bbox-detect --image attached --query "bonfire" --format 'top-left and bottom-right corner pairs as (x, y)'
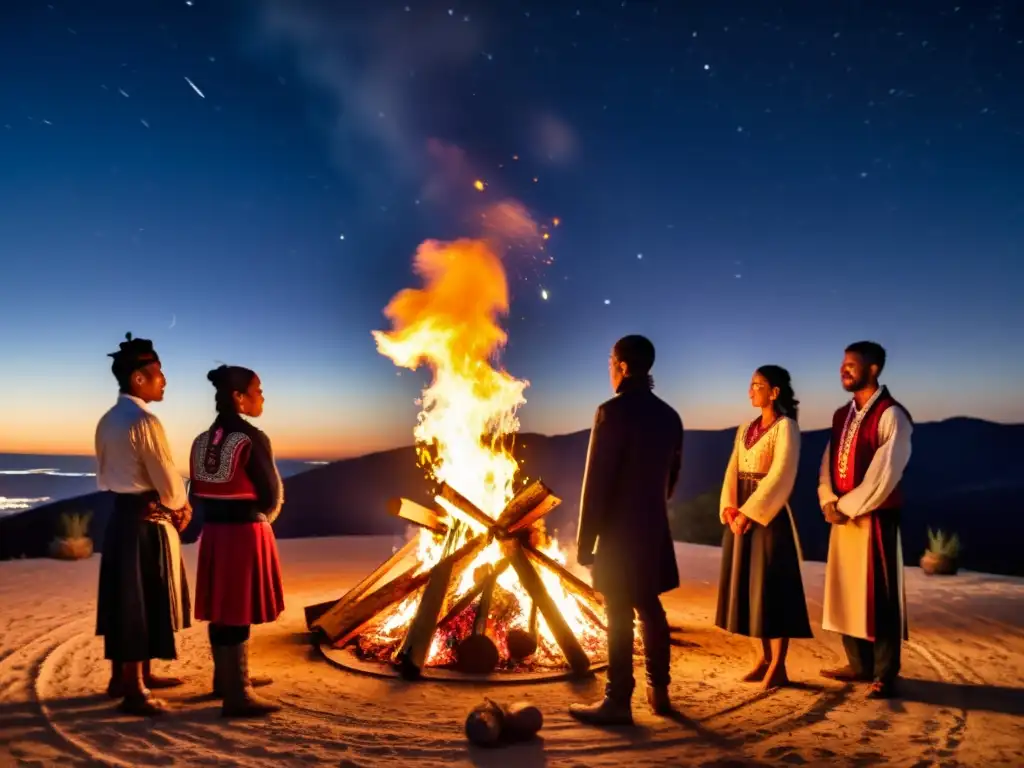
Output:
(306, 238), (609, 678)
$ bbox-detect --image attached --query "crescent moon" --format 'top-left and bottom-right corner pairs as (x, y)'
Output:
(169, 314), (177, 329)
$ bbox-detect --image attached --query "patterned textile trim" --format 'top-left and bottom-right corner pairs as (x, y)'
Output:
(192, 430), (251, 484)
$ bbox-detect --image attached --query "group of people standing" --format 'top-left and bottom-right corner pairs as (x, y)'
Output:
(90, 331), (912, 727)
(570, 336), (912, 727)
(94, 333), (286, 717)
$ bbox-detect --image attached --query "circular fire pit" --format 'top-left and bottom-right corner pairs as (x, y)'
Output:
(319, 640), (608, 684)
(306, 482), (611, 683)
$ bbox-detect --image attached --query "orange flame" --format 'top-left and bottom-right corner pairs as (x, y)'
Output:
(368, 238), (606, 668)
(372, 238), (526, 519)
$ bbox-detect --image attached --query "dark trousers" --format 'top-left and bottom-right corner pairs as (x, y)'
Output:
(841, 510), (904, 683)
(842, 632), (901, 684)
(604, 590), (671, 703)
(209, 623), (250, 647)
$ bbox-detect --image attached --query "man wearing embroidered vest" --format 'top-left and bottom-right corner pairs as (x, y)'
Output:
(818, 341), (913, 699)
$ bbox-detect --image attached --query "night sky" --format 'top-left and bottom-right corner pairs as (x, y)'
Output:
(1, 0), (1021, 463)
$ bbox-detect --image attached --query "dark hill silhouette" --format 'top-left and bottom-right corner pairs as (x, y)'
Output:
(2, 418), (1020, 576)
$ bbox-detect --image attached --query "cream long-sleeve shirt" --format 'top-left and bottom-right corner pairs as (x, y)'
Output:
(720, 416), (800, 526)
(95, 394), (189, 510)
(817, 404), (913, 519)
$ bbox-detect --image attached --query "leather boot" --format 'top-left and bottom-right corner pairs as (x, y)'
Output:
(219, 641), (280, 718)
(117, 661), (171, 716)
(646, 686), (673, 715)
(211, 641), (272, 698)
(820, 664), (871, 682)
(568, 696), (633, 726)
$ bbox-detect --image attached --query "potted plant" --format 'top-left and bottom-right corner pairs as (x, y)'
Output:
(920, 528), (960, 575)
(48, 511), (94, 561)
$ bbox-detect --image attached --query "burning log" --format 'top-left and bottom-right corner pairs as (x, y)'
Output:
(307, 469), (607, 676)
(393, 524), (477, 679)
(309, 538), (419, 633)
(506, 546), (591, 675)
(438, 559), (509, 628)
(387, 497), (447, 535)
(496, 480), (560, 533)
(523, 544), (607, 631)
(506, 602), (539, 661)
(524, 544), (604, 605)
(437, 483), (498, 534)
(329, 537), (482, 647)
(455, 566), (501, 674)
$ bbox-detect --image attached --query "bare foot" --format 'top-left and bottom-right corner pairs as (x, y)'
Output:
(741, 659), (770, 682)
(760, 664), (790, 691)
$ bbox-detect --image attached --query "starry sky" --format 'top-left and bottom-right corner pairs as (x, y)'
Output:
(1, 0), (1021, 465)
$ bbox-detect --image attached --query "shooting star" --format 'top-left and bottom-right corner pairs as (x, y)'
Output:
(140, 118), (150, 128)
(169, 314), (177, 329)
(184, 76), (205, 99)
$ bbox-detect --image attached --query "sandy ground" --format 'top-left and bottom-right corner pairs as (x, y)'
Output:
(1, 536), (1023, 767)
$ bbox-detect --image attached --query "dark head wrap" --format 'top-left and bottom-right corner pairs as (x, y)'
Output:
(108, 332), (160, 381)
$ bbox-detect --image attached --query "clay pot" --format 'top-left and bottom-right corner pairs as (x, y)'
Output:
(920, 551), (957, 576)
(49, 537), (94, 561)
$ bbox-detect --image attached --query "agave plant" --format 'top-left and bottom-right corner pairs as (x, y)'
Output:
(926, 528), (961, 559)
(57, 511), (92, 540)
(50, 510), (94, 560)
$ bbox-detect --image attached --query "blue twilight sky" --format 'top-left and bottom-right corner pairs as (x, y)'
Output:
(0, 0), (1021, 465)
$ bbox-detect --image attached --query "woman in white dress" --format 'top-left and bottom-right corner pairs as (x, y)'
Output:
(716, 365), (812, 690)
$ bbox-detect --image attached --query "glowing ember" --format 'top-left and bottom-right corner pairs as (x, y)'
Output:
(347, 237), (608, 673)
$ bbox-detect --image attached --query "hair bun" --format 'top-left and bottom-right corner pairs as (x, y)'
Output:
(207, 364), (229, 386)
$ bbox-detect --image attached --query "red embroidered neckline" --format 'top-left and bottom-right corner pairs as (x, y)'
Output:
(744, 416), (781, 450)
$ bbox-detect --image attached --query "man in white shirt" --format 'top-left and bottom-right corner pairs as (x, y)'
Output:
(95, 333), (192, 716)
(818, 341), (912, 699)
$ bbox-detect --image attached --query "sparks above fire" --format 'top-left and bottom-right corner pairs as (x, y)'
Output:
(305, 237), (609, 678)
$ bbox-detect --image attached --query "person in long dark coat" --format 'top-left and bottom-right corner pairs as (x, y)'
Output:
(95, 333), (192, 716)
(569, 335), (684, 726)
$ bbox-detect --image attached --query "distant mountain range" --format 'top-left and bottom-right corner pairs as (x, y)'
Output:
(1, 418), (1020, 576)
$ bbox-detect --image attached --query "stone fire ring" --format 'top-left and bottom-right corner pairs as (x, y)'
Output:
(318, 640), (608, 685)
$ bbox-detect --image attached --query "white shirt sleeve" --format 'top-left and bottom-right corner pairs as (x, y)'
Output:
(135, 414), (189, 510)
(740, 418), (800, 526)
(836, 407), (913, 519)
(818, 441), (838, 509)
(719, 427), (741, 523)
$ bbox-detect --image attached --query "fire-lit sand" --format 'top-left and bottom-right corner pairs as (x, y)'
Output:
(1, 539), (1024, 766)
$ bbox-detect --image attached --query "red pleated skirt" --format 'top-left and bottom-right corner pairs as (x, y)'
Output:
(195, 522), (285, 626)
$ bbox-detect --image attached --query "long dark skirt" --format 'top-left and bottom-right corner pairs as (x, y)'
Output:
(96, 492), (192, 661)
(715, 484), (812, 639)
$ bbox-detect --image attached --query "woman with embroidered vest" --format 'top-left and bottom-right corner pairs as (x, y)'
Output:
(190, 365), (284, 717)
(715, 365), (812, 690)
